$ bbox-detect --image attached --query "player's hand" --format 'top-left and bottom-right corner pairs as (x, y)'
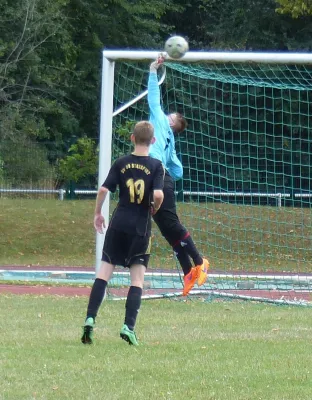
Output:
(94, 214), (105, 234)
(157, 52), (166, 64)
(150, 202), (160, 215)
(150, 54), (166, 71)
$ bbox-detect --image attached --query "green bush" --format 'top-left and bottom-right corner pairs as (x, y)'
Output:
(1, 139), (56, 187)
(58, 137), (98, 184)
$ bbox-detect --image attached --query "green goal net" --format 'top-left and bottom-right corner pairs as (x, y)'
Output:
(109, 58), (312, 305)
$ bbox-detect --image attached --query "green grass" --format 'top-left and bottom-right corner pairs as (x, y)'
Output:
(0, 199), (95, 267)
(1, 198), (311, 272)
(0, 295), (311, 400)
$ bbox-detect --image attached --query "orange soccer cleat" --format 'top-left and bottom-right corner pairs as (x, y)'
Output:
(183, 266), (200, 296)
(197, 258), (210, 286)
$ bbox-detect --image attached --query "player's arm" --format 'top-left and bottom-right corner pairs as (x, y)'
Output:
(94, 161), (119, 234)
(147, 56), (165, 118)
(151, 162), (165, 214)
(94, 186), (109, 234)
(152, 189), (164, 212)
(148, 57), (169, 157)
(167, 148), (183, 181)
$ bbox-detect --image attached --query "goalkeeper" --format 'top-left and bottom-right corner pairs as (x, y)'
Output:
(148, 56), (209, 296)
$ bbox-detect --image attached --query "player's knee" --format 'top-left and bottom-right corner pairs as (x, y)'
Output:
(96, 261), (115, 281)
(130, 280), (144, 289)
(164, 222), (187, 243)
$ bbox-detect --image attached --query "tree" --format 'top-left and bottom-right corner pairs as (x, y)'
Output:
(58, 137), (98, 185)
(276, 0), (312, 18)
(60, 0), (183, 138)
(162, 0), (312, 51)
(0, 0), (77, 142)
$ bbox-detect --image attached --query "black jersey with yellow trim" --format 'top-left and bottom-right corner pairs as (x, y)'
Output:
(103, 154), (164, 236)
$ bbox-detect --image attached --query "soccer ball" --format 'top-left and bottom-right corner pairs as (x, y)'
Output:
(164, 36), (189, 59)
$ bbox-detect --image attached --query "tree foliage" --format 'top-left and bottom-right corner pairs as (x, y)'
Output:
(0, 0), (75, 141)
(1, 0), (312, 189)
(58, 137), (98, 184)
(162, 0), (312, 50)
(276, 0), (312, 18)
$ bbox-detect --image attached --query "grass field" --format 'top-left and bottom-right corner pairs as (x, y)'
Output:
(1, 198), (311, 398)
(1, 295), (311, 400)
(1, 198), (311, 272)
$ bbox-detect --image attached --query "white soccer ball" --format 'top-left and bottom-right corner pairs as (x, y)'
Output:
(164, 36), (189, 59)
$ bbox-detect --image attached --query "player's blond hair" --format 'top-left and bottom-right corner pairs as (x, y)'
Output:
(133, 121), (154, 145)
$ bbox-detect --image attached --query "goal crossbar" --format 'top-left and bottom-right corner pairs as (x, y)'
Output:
(103, 50), (312, 64)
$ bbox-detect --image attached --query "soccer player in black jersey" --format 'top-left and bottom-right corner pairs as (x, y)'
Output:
(81, 121), (164, 346)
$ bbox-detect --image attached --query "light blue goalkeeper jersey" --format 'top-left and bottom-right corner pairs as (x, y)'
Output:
(148, 71), (183, 181)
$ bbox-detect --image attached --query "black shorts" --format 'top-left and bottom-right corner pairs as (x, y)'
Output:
(102, 228), (151, 268)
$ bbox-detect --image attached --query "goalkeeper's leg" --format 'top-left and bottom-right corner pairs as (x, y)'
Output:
(152, 174), (209, 295)
(153, 209), (209, 295)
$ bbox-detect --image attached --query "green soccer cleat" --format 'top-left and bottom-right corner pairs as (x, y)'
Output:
(120, 324), (139, 346)
(81, 317), (95, 344)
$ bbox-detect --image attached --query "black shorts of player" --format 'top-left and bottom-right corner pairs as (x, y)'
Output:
(102, 228), (151, 268)
(152, 171), (188, 246)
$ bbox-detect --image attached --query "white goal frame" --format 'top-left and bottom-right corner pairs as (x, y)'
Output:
(96, 50), (312, 272)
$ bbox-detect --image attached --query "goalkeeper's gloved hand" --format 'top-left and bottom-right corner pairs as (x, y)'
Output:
(150, 53), (166, 72)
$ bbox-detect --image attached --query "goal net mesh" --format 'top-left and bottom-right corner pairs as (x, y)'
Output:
(108, 60), (312, 305)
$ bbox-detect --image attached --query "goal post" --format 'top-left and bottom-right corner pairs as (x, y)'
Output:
(98, 50), (312, 304)
(96, 56), (115, 272)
